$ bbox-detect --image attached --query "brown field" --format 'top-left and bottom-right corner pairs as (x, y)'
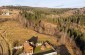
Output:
(0, 20), (56, 47)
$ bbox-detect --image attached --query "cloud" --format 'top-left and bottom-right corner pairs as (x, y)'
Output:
(55, 5), (64, 7)
(1, 0), (13, 3)
(0, 0), (15, 6)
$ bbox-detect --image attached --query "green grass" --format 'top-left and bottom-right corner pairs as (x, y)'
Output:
(34, 46), (51, 53)
(34, 46), (41, 53)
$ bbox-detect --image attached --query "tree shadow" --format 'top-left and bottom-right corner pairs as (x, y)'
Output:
(58, 45), (71, 55)
(75, 36), (85, 54)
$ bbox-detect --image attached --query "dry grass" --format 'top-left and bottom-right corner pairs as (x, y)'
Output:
(0, 20), (56, 47)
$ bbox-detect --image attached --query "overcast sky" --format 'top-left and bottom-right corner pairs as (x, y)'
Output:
(0, 0), (85, 8)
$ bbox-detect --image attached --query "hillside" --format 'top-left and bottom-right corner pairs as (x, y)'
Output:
(0, 17), (57, 55)
(0, 6), (85, 55)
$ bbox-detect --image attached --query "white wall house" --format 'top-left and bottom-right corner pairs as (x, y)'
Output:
(2, 9), (10, 15)
(2, 12), (10, 15)
(44, 52), (57, 55)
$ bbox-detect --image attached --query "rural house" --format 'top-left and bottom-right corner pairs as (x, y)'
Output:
(23, 41), (33, 55)
(2, 9), (10, 15)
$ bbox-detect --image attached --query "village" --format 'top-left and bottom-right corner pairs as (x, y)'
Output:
(12, 36), (57, 55)
(12, 36), (70, 55)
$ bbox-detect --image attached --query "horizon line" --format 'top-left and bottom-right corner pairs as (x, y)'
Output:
(0, 5), (85, 9)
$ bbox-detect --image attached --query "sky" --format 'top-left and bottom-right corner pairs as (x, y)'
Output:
(0, 0), (85, 8)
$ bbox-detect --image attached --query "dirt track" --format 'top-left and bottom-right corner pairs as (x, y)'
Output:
(0, 34), (10, 55)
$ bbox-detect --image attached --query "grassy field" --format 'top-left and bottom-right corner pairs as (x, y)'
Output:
(34, 46), (51, 53)
(0, 20), (56, 47)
